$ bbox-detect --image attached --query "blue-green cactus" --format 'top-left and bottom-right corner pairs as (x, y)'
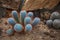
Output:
(20, 10), (27, 23)
(24, 17), (31, 25)
(12, 10), (19, 22)
(25, 24), (32, 32)
(28, 12), (33, 17)
(50, 12), (60, 20)
(32, 17), (40, 26)
(53, 19), (60, 29)
(7, 10), (41, 33)
(6, 29), (14, 35)
(14, 24), (23, 32)
(46, 20), (53, 27)
(8, 18), (16, 25)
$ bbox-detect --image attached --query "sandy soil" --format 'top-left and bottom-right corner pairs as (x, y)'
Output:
(0, 18), (60, 40)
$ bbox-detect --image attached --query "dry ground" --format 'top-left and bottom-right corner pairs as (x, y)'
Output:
(0, 18), (60, 40)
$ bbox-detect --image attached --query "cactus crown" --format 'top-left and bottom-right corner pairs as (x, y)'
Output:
(46, 11), (60, 29)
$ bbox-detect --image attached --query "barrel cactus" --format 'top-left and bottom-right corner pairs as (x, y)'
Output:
(27, 12), (33, 17)
(7, 10), (40, 35)
(14, 24), (23, 32)
(50, 12), (60, 20)
(32, 17), (40, 26)
(25, 24), (32, 32)
(53, 19), (60, 29)
(8, 18), (16, 25)
(6, 29), (14, 35)
(46, 20), (53, 27)
(24, 17), (31, 25)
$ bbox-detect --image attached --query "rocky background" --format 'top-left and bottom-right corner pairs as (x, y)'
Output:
(0, 0), (60, 40)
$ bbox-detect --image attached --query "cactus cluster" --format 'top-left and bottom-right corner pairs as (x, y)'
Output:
(7, 10), (40, 35)
(46, 11), (60, 29)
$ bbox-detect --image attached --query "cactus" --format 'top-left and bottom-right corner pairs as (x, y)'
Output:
(25, 24), (32, 32)
(7, 10), (41, 34)
(46, 20), (53, 27)
(14, 24), (23, 32)
(20, 10), (27, 23)
(8, 18), (16, 25)
(12, 10), (19, 22)
(24, 17), (31, 25)
(28, 12), (33, 17)
(53, 19), (60, 29)
(50, 12), (60, 20)
(32, 17), (40, 26)
(6, 29), (14, 35)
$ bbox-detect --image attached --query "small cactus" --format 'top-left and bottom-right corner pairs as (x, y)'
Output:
(20, 10), (27, 23)
(6, 29), (14, 35)
(46, 20), (53, 27)
(25, 24), (32, 32)
(24, 17), (31, 25)
(27, 12), (33, 17)
(14, 24), (23, 32)
(53, 19), (60, 29)
(8, 18), (16, 25)
(32, 17), (40, 26)
(7, 10), (40, 34)
(50, 12), (60, 20)
(12, 11), (19, 22)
